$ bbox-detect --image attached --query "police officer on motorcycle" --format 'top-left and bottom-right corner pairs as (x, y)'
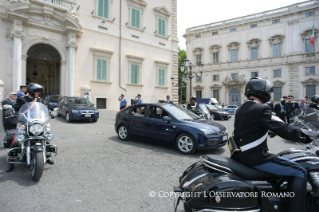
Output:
(11, 83), (54, 165)
(231, 77), (312, 212)
(187, 96), (198, 111)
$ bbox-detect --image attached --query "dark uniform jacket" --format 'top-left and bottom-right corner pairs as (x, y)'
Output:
(187, 102), (198, 110)
(14, 96), (41, 112)
(274, 102), (286, 121)
(286, 101), (299, 116)
(231, 101), (303, 167)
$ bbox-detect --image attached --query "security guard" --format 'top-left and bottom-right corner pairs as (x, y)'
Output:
(16, 85), (27, 100)
(231, 77), (312, 212)
(285, 95), (299, 123)
(118, 94), (127, 110)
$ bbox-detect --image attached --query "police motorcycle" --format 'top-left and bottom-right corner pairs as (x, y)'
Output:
(173, 116), (319, 211)
(289, 108), (319, 132)
(198, 104), (214, 121)
(6, 102), (58, 181)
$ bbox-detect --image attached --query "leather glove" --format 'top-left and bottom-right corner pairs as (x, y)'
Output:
(300, 135), (312, 144)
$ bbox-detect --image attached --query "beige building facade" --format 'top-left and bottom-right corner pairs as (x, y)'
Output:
(183, 0), (319, 105)
(0, 0), (179, 110)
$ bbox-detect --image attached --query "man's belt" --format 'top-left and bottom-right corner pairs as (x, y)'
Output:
(228, 132), (268, 155)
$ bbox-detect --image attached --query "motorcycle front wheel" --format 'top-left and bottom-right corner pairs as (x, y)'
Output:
(30, 151), (44, 181)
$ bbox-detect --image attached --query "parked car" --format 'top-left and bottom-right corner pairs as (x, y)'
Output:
(57, 96), (99, 122)
(206, 105), (231, 120)
(222, 105), (238, 114)
(115, 103), (228, 154)
(42, 94), (61, 110)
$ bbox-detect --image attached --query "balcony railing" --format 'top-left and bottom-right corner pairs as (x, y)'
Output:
(33, 0), (76, 10)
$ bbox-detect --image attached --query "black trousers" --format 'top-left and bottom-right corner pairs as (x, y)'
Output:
(120, 106), (125, 110)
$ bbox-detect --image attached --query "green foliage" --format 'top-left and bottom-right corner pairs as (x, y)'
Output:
(178, 48), (187, 104)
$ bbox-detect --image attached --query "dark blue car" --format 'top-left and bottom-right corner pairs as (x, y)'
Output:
(57, 96), (99, 122)
(42, 95), (61, 110)
(115, 103), (228, 154)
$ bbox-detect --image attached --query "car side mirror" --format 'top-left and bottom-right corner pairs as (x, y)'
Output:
(162, 116), (171, 122)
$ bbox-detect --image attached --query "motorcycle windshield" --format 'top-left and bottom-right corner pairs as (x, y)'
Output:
(18, 102), (50, 124)
(199, 104), (208, 113)
(303, 107), (319, 131)
(289, 108), (303, 121)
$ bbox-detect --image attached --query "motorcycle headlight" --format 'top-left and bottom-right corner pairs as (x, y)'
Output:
(310, 172), (319, 187)
(72, 110), (80, 113)
(46, 134), (54, 141)
(16, 134), (25, 142)
(201, 129), (217, 135)
(29, 124), (44, 136)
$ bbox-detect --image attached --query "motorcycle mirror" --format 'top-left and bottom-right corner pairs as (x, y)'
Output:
(3, 104), (13, 110)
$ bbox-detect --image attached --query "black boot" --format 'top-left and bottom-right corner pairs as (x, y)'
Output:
(287, 177), (307, 212)
(46, 153), (55, 165)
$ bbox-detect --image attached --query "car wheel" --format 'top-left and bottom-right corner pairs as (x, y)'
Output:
(176, 133), (196, 154)
(65, 112), (72, 122)
(118, 125), (130, 141)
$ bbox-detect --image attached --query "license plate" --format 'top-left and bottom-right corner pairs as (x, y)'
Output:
(223, 135), (228, 141)
(85, 114), (91, 117)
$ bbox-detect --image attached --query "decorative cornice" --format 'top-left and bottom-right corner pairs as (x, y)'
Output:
(288, 19), (299, 25)
(273, 79), (286, 86)
(153, 6), (171, 18)
(301, 28), (318, 39)
(209, 45), (221, 51)
(90, 48), (114, 55)
(247, 38), (262, 48)
(301, 77), (319, 86)
(268, 34), (285, 46)
(8, 0), (29, 4)
(127, 0), (147, 12)
(227, 41), (241, 50)
(193, 84), (204, 90)
(126, 54), (144, 60)
(223, 74), (246, 85)
(155, 60), (170, 65)
(210, 84), (222, 88)
(193, 47), (204, 53)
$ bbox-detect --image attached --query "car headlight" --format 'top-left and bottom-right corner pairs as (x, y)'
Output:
(72, 110), (80, 113)
(94, 110), (99, 114)
(29, 124), (44, 136)
(310, 172), (319, 187)
(201, 129), (217, 135)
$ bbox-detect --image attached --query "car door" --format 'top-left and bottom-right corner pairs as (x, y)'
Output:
(61, 97), (69, 116)
(145, 105), (176, 144)
(126, 105), (148, 138)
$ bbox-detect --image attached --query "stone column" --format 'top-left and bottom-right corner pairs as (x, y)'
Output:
(60, 61), (66, 96)
(11, 24), (24, 90)
(21, 55), (28, 85)
(66, 32), (78, 96)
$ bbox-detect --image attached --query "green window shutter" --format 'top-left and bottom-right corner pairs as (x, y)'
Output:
(158, 18), (166, 36)
(136, 9), (140, 29)
(102, 60), (107, 81)
(98, 0), (109, 19)
(131, 8), (136, 27)
(136, 65), (140, 84)
(98, 0), (104, 17)
(161, 19), (166, 36)
(131, 64), (139, 84)
(158, 69), (165, 86)
(158, 18), (162, 35)
(97, 59), (102, 80)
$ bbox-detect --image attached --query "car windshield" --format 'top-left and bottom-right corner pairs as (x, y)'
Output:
(207, 105), (220, 110)
(48, 95), (61, 101)
(68, 98), (92, 106)
(163, 105), (200, 120)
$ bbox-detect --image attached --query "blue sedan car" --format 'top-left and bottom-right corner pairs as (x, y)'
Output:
(57, 96), (99, 122)
(222, 105), (238, 114)
(115, 103), (228, 154)
(42, 94), (61, 110)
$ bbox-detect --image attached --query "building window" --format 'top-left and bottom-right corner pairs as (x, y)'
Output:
(196, 90), (202, 98)
(196, 54), (202, 65)
(195, 34), (201, 38)
(273, 87), (282, 101)
(231, 73), (238, 80)
(97, 0), (109, 19)
(305, 39), (315, 53)
(212, 52), (219, 64)
(251, 72), (258, 78)
(306, 85), (315, 97)
(96, 98), (107, 109)
(213, 75), (219, 81)
(305, 11), (315, 17)
(230, 28), (237, 32)
(158, 68), (165, 86)
(251, 47), (258, 59)
(231, 49), (237, 62)
(130, 64), (140, 84)
(213, 89), (219, 100)
(131, 7), (141, 29)
(306, 66), (315, 75)
(212, 31), (218, 35)
(196, 75), (202, 82)
(273, 69), (281, 77)
(272, 19), (280, 24)
(96, 59), (107, 81)
(273, 43), (281, 57)
(250, 24), (257, 28)
(158, 17), (166, 37)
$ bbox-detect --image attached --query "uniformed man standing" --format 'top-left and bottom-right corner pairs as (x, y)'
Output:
(16, 85), (27, 100)
(285, 95), (299, 124)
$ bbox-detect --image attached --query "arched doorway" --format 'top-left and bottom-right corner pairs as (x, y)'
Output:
(229, 88), (241, 105)
(26, 44), (61, 95)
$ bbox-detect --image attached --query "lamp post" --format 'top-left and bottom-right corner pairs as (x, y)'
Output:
(180, 58), (204, 99)
(171, 75), (187, 104)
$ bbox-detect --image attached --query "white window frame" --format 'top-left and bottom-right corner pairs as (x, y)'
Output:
(273, 69), (282, 78)
(155, 60), (170, 88)
(231, 73), (238, 80)
(90, 48), (113, 83)
(306, 66), (315, 75)
(212, 89), (219, 100)
(231, 49), (238, 62)
(127, 0), (147, 31)
(153, 6), (171, 38)
(251, 47), (258, 60)
(212, 52), (219, 64)
(196, 54), (202, 65)
(213, 75), (219, 82)
(273, 43), (281, 57)
(251, 71), (258, 78)
(126, 54), (144, 86)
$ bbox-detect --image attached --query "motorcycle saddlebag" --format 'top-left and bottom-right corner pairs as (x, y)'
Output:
(4, 129), (16, 148)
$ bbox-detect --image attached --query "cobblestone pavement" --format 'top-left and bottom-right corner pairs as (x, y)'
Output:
(0, 110), (303, 212)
